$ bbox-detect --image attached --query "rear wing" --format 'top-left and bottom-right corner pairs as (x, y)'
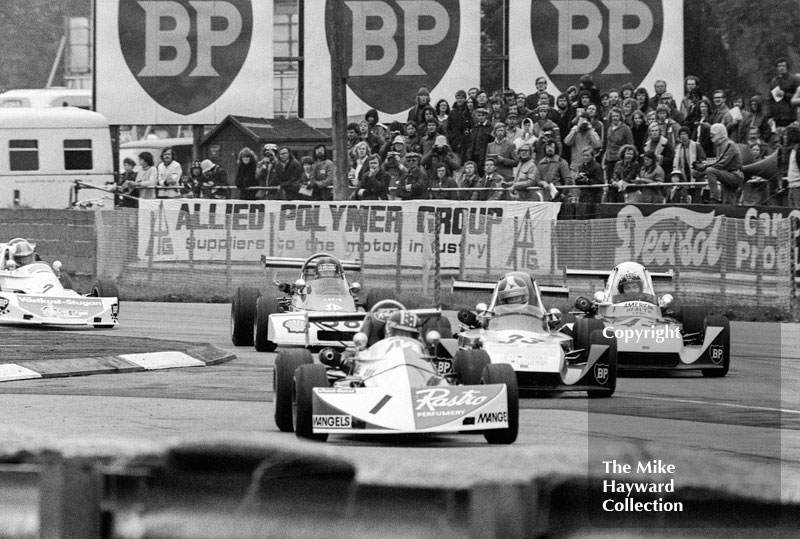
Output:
(260, 254), (362, 272)
(565, 268), (674, 283)
(453, 279), (569, 297)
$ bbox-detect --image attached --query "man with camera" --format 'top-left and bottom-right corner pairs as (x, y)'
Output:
(256, 143), (279, 200)
(421, 135), (460, 185)
(564, 111), (602, 170)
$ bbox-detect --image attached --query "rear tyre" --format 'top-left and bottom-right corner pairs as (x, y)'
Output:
(702, 315), (730, 378)
(254, 296), (280, 352)
(365, 287), (395, 311)
(481, 364), (519, 444)
(421, 316), (453, 339)
(231, 287), (259, 346)
(454, 349), (491, 385)
(587, 330), (617, 398)
(574, 317), (605, 358)
(273, 349), (314, 432)
(92, 279), (119, 299)
(293, 364), (329, 441)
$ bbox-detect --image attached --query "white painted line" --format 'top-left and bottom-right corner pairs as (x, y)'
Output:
(119, 351), (205, 370)
(0, 364), (42, 382)
(624, 394), (800, 415)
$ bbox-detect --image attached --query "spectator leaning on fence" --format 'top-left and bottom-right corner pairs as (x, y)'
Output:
(610, 145), (639, 203)
(157, 147), (183, 198)
(352, 154), (390, 201)
(456, 160), (482, 201)
(201, 159), (228, 199)
(396, 152), (428, 200)
(693, 123), (744, 205)
(276, 146), (302, 200)
(133, 151), (158, 199)
(673, 126), (707, 203)
(575, 146), (605, 204)
(429, 162), (459, 200)
(256, 143), (279, 200)
(311, 144), (334, 201)
(533, 138), (571, 202)
(510, 143), (538, 200)
(235, 147), (258, 200)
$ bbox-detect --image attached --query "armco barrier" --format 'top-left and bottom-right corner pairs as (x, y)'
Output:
(3, 440), (798, 538)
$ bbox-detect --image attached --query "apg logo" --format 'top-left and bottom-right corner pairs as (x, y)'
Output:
(531, 0), (663, 92)
(118, 0), (254, 115)
(325, 0), (460, 114)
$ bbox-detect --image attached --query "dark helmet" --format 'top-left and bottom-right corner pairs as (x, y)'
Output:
(618, 272), (644, 294)
(497, 275), (529, 305)
(314, 257), (341, 279)
(385, 311), (420, 338)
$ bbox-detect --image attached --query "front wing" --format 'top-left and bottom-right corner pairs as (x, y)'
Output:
(267, 311), (366, 347)
(311, 384), (510, 434)
(0, 292), (118, 326)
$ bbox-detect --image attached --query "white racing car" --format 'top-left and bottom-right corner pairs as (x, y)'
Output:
(0, 238), (119, 327)
(453, 272), (617, 397)
(232, 252), (397, 352)
(564, 262), (730, 376)
(272, 300), (519, 443)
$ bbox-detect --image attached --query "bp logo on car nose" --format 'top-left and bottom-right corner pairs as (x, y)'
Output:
(594, 363), (609, 385)
(118, 0), (253, 115)
(325, 0), (460, 114)
(530, 0), (663, 93)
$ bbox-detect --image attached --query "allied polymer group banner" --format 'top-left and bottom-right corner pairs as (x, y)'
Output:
(95, 0), (274, 124)
(508, 0), (684, 103)
(137, 199), (561, 272)
(302, 0), (482, 121)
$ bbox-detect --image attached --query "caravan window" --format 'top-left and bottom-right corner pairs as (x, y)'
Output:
(9, 140), (39, 171)
(64, 139), (93, 170)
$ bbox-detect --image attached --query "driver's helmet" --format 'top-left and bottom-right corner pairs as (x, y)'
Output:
(385, 311), (421, 339)
(11, 239), (35, 266)
(314, 257), (341, 279)
(497, 275), (529, 305)
(618, 272), (643, 295)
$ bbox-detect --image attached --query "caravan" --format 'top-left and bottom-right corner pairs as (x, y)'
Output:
(0, 88), (92, 109)
(0, 107), (114, 208)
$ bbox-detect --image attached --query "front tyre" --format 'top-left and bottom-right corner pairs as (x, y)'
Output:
(292, 364), (329, 441)
(454, 349), (491, 385)
(231, 287), (259, 346)
(480, 364), (519, 444)
(273, 349), (313, 432)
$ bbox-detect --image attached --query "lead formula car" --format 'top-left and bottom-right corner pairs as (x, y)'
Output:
(564, 262), (730, 376)
(0, 241), (119, 327)
(453, 272), (617, 397)
(272, 300), (519, 444)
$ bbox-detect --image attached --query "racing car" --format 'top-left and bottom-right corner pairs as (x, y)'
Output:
(0, 238), (119, 327)
(452, 272), (617, 397)
(231, 252), (395, 352)
(564, 262), (730, 377)
(272, 300), (519, 443)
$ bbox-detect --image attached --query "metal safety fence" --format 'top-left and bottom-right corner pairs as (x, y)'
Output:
(93, 200), (794, 311)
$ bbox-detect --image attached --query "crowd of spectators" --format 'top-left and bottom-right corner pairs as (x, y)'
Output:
(113, 57), (800, 207)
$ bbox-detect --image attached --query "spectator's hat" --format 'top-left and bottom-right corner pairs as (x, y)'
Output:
(492, 122), (507, 132)
(200, 159), (215, 174)
(503, 88), (515, 96)
(417, 86), (430, 96)
(566, 85), (578, 95)
(475, 107), (489, 114)
(671, 168), (684, 178)
(405, 152), (422, 161)
(518, 143), (533, 152)
(484, 155), (498, 165)
(506, 110), (519, 119)
(434, 135), (448, 147)
(263, 143), (277, 152)
(190, 160), (202, 171)
(392, 135), (405, 145)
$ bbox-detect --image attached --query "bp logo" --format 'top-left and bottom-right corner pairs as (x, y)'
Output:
(531, 0), (663, 93)
(594, 362), (609, 385)
(118, 0), (253, 115)
(325, 0), (460, 114)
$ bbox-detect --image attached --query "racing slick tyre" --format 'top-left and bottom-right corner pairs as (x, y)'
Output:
(678, 306), (707, 343)
(273, 349), (314, 432)
(702, 315), (730, 378)
(454, 349), (491, 385)
(587, 330), (617, 398)
(422, 316), (453, 339)
(480, 364), (519, 444)
(293, 364), (329, 442)
(254, 296), (280, 352)
(231, 287), (260, 346)
(91, 279), (119, 299)
(574, 318), (605, 358)
(365, 287), (395, 311)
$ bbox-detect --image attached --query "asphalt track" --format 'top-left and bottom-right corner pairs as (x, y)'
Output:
(1, 302), (798, 508)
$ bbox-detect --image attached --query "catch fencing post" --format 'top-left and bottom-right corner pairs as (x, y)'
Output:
(433, 211), (442, 308)
(39, 456), (102, 539)
(395, 208), (403, 295)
